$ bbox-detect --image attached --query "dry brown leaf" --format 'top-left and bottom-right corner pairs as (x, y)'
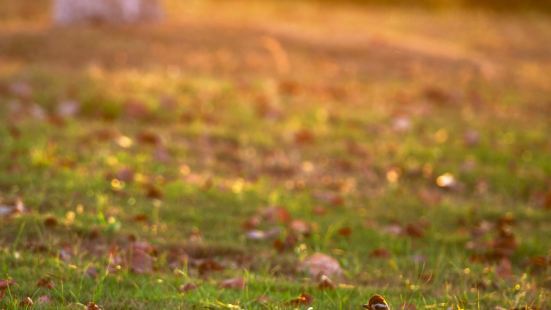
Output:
(197, 259), (224, 275)
(405, 223), (425, 238)
(318, 274), (335, 290)
(273, 234), (297, 252)
(219, 277), (246, 290)
(301, 253), (343, 278)
(36, 278), (55, 289)
(262, 206), (291, 224)
(179, 283), (198, 293)
(145, 184), (163, 199)
(44, 216), (58, 228)
(338, 227), (352, 237)
(363, 294), (389, 309)
(87, 302), (102, 310)
(287, 293), (313, 306)
(294, 129), (315, 144)
(0, 279), (15, 289)
(115, 167), (135, 182)
(370, 248), (391, 259)
(137, 130), (160, 145)
(130, 248), (153, 274)
(20, 297), (33, 307)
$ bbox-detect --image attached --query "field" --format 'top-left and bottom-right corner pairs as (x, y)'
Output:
(0, 1), (550, 309)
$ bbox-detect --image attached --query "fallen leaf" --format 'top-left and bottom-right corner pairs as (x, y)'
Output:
(338, 227), (352, 237)
(544, 189), (551, 210)
(287, 293), (313, 306)
(179, 283), (198, 293)
(527, 256), (548, 272)
(85, 267), (98, 278)
(133, 214), (149, 223)
(44, 216), (58, 228)
(262, 206), (291, 224)
(124, 100), (150, 120)
(294, 129), (315, 144)
(256, 295), (271, 304)
(384, 223), (403, 236)
(495, 258), (513, 279)
(115, 167), (135, 182)
(87, 302), (102, 310)
(219, 277), (245, 290)
(290, 219), (310, 236)
(463, 129), (480, 146)
(36, 295), (51, 304)
(137, 130), (160, 145)
(301, 253), (343, 278)
(197, 259), (224, 275)
(20, 297), (33, 307)
(153, 146), (171, 162)
(59, 246), (73, 262)
(404, 223), (425, 238)
(145, 184), (163, 199)
(318, 274), (335, 290)
(312, 206), (327, 215)
(370, 248), (391, 259)
(242, 216), (261, 230)
(130, 247), (153, 274)
(273, 234), (297, 253)
(36, 278), (55, 289)
(419, 272), (433, 283)
(7, 124), (21, 139)
(423, 86), (452, 105)
(363, 294), (389, 309)
(0, 279), (15, 289)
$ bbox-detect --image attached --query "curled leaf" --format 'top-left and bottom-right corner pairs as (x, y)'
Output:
(318, 274), (335, 290)
(363, 294), (389, 309)
(20, 296), (33, 307)
(87, 302), (102, 310)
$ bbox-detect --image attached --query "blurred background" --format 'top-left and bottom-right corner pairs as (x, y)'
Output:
(0, 0), (550, 308)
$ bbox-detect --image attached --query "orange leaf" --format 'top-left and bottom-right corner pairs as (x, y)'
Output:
(287, 293), (313, 306)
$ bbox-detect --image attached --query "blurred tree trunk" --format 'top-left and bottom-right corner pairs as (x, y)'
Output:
(53, 0), (164, 25)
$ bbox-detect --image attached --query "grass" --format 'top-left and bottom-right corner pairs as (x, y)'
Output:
(0, 0), (550, 309)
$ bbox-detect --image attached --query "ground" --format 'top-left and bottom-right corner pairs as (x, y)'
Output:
(0, 1), (550, 309)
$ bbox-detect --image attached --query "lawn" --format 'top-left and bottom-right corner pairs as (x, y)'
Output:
(0, 0), (550, 309)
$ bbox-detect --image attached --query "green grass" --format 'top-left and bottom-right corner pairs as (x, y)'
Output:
(0, 1), (550, 309)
